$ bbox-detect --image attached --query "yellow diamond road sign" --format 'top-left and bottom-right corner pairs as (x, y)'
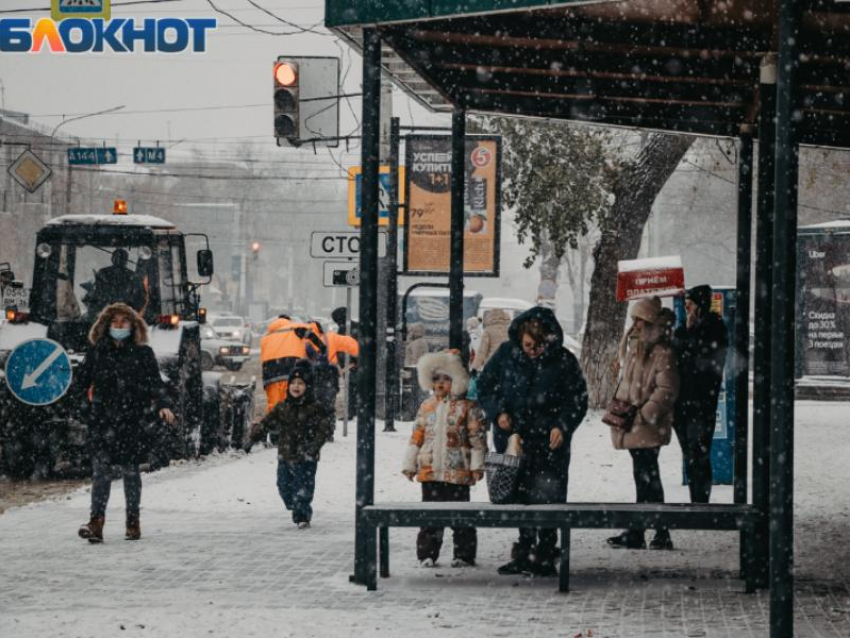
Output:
(8, 150), (53, 194)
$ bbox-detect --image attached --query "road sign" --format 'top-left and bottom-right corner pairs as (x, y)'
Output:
(347, 166), (406, 227)
(133, 147), (166, 164)
(310, 231), (387, 259)
(4, 338), (73, 406)
(322, 261), (360, 288)
(8, 150), (53, 194)
(67, 147), (118, 166)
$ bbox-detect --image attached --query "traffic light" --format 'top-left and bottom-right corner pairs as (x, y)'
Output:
(251, 241), (261, 259)
(274, 59), (300, 144)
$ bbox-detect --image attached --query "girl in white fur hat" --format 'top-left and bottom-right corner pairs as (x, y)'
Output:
(402, 350), (487, 567)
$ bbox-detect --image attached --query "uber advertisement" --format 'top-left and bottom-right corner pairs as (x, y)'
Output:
(798, 231), (850, 376)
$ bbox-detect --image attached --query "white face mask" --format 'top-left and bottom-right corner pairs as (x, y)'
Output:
(109, 327), (131, 341)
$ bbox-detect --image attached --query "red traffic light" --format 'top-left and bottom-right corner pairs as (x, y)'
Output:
(251, 241), (261, 252)
(274, 62), (298, 87)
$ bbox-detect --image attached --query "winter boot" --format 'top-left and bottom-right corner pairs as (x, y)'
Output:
(498, 545), (534, 575)
(125, 513), (141, 541)
(606, 530), (646, 550)
(78, 516), (105, 543)
(530, 546), (558, 577)
(649, 529), (673, 550)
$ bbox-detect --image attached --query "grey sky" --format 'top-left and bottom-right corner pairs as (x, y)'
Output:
(0, 0), (447, 158)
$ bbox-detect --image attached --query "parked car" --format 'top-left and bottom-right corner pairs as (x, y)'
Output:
(210, 315), (252, 346)
(200, 325), (250, 371)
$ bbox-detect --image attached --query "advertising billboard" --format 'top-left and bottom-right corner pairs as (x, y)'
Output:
(403, 136), (501, 276)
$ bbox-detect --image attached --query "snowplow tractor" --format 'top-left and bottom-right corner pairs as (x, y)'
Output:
(0, 213), (254, 478)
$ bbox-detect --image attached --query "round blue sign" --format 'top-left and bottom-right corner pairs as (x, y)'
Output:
(5, 338), (73, 406)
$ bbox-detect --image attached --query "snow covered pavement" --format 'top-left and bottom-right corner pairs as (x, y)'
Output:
(1, 403), (849, 637)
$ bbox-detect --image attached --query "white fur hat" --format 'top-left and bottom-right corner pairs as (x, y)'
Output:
(416, 350), (469, 395)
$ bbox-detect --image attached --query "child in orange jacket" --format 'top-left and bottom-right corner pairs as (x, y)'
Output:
(402, 350), (487, 567)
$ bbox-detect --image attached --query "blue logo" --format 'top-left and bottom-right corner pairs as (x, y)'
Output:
(5, 338), (73, 406)
(0, 16), (217, 54)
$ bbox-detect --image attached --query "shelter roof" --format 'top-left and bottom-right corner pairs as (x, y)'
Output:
(327, 1), (850, 145)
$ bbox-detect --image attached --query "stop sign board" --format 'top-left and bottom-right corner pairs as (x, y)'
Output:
(310, 231), (387, 259)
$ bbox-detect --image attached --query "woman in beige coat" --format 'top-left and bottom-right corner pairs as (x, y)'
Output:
(607, 297), (679, 551)
(471, 308), (511, 372)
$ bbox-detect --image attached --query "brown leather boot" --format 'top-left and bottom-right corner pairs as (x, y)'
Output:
(78, 516), (105, 543)
(125, 513), (141, 541)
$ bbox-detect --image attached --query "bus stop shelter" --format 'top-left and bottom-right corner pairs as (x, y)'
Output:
(325, 2), (850, 637)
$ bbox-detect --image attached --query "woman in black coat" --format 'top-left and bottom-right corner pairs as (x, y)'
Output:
(76, 303), (174, 543)
(477, 306), (588, 576)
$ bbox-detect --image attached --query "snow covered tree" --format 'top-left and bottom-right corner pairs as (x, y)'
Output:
(470, 115), (617, 309)
(581, 133), (694, 407)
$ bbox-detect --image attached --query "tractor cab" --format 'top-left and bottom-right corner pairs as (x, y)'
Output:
(21, 212), (212, 353)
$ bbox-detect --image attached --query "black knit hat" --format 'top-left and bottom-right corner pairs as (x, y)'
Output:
(288, 358), (314, 386)
(686, 285), (713, 316)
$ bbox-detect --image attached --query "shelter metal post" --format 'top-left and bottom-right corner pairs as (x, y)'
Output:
(735, 131), (754, 587)
(734, 131), (753, 508)
(351, 27), (381, 589)
(750, 53), (777, 591)
(769, 2), (801, 635)
(384, 117), (401, 433)
(449, 106), (466, 351)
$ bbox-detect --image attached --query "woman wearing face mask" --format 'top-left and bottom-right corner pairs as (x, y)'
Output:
(477, 306), (588, 577)
(76, 303), (175, 543)
(606, 297), (679, 551)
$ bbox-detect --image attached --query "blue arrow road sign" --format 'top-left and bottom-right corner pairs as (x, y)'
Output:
(4, 338), (73, 406)
(67, 147), (118, 166)
(133, 147), (166, 164)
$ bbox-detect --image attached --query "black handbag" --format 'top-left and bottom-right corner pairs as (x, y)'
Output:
(484, 452), (524, 504)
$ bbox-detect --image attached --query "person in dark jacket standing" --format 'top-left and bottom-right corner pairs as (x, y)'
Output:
(672, 285), (729, 504)
(76, 303), (174, 543)
(247, 359), (331, 529)
(476, 306), (588, 576)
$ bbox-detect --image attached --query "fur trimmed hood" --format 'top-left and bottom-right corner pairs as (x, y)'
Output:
(88, 302), (148, 346)
(417, 350), (469, 395)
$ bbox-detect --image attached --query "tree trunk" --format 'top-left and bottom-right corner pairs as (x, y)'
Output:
(537, 229), (560, 310)
(581, 134), (695, 408)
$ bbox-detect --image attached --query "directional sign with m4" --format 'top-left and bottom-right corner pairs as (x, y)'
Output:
(67, 147), (118, 166)
(134, 147), (166, 164)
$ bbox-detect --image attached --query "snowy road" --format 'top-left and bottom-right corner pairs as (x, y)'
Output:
(1, 403), (849, 637)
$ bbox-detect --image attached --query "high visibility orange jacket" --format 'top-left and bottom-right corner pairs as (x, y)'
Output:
(325, 331), (359, 366)
(260, 318), (324, 388)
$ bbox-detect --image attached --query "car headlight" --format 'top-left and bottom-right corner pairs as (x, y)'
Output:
(219, 347), (229, 354)
(241, 346), (250, 355)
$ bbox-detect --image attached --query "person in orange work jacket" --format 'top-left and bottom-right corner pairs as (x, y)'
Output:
(260, 316), (325, 411)
(309, 321), (359, 368)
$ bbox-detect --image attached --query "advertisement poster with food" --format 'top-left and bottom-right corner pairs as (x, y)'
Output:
(403, 135), (501, 276)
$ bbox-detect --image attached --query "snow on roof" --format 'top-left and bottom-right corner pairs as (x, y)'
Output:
(799, 219), (850, 231)
(407, 287), (482, 298)
(478, 297), (534, 310)
(46, 214), (175, 229)
(618, 255), (683, 272)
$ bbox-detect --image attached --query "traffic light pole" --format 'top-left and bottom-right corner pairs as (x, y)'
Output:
(384, 117), (401, 433)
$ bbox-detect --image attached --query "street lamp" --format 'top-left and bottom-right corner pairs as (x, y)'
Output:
(51, 104), (125, 138)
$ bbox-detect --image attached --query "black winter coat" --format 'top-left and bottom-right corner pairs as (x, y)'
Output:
(672, 312), (729, 424)
(477, 307), (588, 461)
(251, 393), (331, 462)
(75, 339), (170, 465)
